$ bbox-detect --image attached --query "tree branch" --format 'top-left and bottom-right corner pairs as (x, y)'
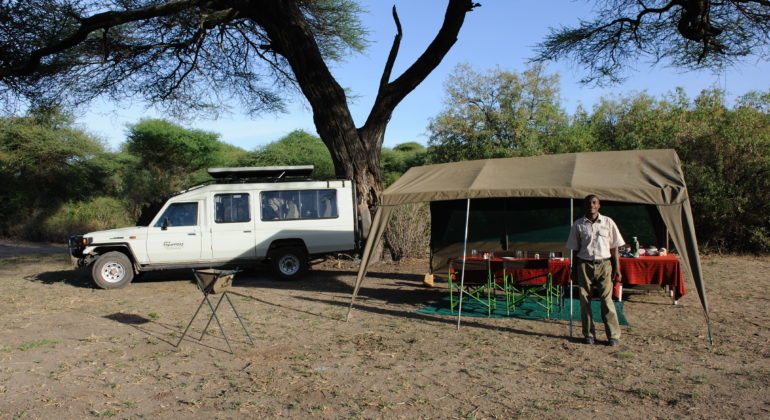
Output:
(0, 0), (210, 77)
(573, 1), (681, 46)
(378, 6), (402, 94)
(360, 0), (479, 144)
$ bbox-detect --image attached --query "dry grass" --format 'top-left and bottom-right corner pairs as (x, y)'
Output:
(0, 250), (768, 419)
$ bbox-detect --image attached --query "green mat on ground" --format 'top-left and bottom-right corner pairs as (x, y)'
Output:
(416, 296), (628, 325)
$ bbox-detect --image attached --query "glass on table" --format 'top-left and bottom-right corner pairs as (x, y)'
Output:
(548, 252), (556, 259)
(515, 250), (524, 259)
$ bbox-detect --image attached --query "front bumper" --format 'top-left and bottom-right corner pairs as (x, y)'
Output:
(68, 235), (85, 258)
(68, 235), (96, 267)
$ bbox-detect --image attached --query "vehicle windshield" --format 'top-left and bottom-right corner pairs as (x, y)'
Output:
(154, 202), (198, 227)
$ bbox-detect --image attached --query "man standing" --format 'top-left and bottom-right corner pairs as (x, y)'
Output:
(566, 195), (625, 346)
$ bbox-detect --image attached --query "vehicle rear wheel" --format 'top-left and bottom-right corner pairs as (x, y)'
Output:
(91, 251), (134, 289)
(271, 247), (307, 280)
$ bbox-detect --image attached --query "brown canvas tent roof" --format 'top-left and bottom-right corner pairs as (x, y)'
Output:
(348, 149), (712, 342)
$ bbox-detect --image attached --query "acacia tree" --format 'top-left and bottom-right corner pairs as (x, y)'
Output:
(2, 0), (768, 232)
(0, 0), (480, 233)
(535, 0), (770, 84)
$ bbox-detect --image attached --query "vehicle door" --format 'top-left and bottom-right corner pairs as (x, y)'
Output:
(210, 193), (257, 261)
(146, 201), (203, 263)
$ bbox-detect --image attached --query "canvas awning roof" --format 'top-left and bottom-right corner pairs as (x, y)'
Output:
(347, 149), (712, 342)
(380, 149), (687, 205)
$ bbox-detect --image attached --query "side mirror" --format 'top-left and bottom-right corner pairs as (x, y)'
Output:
(161, 217), (170, 230)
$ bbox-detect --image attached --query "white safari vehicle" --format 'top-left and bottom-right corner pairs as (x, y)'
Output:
(69, 166), (359, 289)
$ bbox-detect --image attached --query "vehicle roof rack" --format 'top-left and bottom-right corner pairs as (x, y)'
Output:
(208, 165), (314, 181)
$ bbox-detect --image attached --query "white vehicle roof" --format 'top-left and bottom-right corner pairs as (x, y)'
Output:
(208, 165), (314, 179)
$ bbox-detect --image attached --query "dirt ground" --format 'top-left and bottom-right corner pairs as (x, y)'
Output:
(0, 242), (768, 420)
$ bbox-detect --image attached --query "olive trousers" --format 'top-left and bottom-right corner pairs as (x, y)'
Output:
(575, 260), (621, 340)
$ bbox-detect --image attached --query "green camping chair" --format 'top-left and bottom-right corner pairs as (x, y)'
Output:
(448, 257), (496, 316)
(504, 259), (560, 318)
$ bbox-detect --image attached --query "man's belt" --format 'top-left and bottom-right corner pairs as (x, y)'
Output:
(577, 257), (610, 264)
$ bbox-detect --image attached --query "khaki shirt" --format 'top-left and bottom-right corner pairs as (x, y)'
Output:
(566, 214), (625, 260)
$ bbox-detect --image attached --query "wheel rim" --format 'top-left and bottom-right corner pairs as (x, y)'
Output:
(278, 254), (300, 276)
(101, 261), (126, 283)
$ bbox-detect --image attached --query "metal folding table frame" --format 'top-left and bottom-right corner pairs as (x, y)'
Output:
(175, 268), (254, 353)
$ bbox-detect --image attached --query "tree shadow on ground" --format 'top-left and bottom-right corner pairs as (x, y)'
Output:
(297, 294), (571, 340)
(234, 268), (354, 294)
(233, 268), (426, 294)
(103, 310), (247, 353)
(227, 290), (342, 321)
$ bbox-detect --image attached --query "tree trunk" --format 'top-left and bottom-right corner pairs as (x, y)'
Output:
(252, 0), (477, 236)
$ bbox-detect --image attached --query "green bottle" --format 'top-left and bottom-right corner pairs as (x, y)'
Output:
(632, 236), (640, 258)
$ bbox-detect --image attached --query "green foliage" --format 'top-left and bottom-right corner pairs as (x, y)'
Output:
(301, 0), (370, 60)
(427, 63), (770, 253)
(241, 130), (336, 179)
(42, 197), (134, 241)
(381, 142), (426, 186)
(586, 89), (770, 252)
(0, 113), (254, 240)
(426, 63), (570, 163)
(0, 106), (110, 239)
(122, 119), (244, 218)
(0, 0), (370, 117)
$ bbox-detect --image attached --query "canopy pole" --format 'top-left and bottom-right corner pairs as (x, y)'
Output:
(569, 198), (575, 337)
(456, 198), (471, 330)
(706, 313), (714, 345)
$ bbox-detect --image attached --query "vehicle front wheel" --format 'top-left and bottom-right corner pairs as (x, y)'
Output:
(271, 247), (307, 280)
(91, 251), (134, 289)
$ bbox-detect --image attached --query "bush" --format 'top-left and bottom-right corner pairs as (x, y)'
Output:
(0, 107), (112, 240)
(40, 197), (134, 242)
(384, 203), (431, 261)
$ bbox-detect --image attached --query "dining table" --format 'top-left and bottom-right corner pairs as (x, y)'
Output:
(449, 254), (686, 304)
(617, 254), (686, 303)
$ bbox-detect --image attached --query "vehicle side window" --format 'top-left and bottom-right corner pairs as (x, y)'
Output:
(154, 202), (198, 227)
(261, 190), (338, 221)
(215, 194), (250, 223)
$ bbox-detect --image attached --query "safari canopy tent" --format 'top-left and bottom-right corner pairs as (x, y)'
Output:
(348, 149), (712, 341)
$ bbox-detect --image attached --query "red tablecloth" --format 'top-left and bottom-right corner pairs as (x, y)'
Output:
(503, 258), (571, 285)
(618, 255), (685, 299)
(449, 255), (685, 300)
(448, 258), (570, 285)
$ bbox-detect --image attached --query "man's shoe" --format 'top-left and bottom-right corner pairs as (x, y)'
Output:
(608, 338), (620, 347)
(583, 337), (595, 345)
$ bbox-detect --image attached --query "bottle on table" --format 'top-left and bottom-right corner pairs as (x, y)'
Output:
(631, 236), (640, 258)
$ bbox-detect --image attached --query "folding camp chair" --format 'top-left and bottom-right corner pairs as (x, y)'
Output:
(448, 257), (496, 315)
(504, 259), (560, 318)
(175, 268), (254, 353)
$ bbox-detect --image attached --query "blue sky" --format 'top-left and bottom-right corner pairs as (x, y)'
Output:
(80, 0), (770, 151)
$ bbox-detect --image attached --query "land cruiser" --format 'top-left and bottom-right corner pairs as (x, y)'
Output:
(69, 166), (359, 289)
